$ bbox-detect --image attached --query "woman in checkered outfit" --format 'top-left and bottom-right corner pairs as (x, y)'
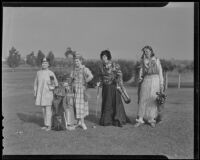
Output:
(70, 54), (93, 130)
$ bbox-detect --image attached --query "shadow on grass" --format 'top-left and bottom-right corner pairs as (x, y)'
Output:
(86, 110), (101, 125)
(86, 110), (136, 126)
(17, 112), (44, 127)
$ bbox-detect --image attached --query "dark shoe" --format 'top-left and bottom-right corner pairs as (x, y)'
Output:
(113, 120), (123, 127)
(100, 122), (112, 126)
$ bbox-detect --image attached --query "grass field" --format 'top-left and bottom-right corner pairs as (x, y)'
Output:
(2, 71), (194, 158)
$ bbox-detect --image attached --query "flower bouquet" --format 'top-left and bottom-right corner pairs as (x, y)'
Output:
(156, 92), (167, 112)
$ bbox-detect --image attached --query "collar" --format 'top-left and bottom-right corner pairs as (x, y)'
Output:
(75, 64), (84, 70)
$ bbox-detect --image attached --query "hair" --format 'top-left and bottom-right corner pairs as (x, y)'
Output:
(73, 53), (84, 62)
(41, 58), (50, 64)
(100, 50), (112, 60)
(141, 45), (155, 59)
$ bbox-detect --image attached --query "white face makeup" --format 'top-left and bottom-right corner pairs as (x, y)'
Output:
(42, 62), (49, 69)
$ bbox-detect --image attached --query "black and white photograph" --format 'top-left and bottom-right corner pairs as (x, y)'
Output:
(2, 2), (197, 159)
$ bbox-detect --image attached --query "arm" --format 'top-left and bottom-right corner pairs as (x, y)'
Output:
(138, 61), (144, 83)
(157, 59), (164, 92)
(53, 72), (59, 86)
(84, 67), (93, 83)
(114, 63), (123, 86)
(34, 72), (38, 97)
(97, 65), (103, 88)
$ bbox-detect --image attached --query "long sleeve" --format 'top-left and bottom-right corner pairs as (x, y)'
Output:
(157, 58), (164, 87)
(34, 72), (38, 97)
(84, 67), (93, 83)
(53, 72), (59, 86)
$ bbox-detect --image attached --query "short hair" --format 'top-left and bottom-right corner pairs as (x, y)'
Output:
(100, 50), (112, 60)
(141, 45), (155, 59)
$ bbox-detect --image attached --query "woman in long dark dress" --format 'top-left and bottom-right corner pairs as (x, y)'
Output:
(97, 50), (130, 127)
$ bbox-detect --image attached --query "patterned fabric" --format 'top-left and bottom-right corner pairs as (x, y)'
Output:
(99, 61), (123, 86)
(99, 61), (130, 126)
(139, 57), (164, 87)
(70, 65), (93, 119)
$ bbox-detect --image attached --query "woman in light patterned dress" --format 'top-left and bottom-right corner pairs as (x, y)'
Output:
(135, 46), (164, 128)
(34, 58), (58, 131)
(70, 54), (93, 130)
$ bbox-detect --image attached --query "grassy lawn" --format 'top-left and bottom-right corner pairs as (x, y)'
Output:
(2, 71), (194, 158)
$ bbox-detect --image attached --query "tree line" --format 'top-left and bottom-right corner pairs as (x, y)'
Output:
(6, 46), (194, 88)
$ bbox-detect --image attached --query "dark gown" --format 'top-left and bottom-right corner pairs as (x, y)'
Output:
(99, 61), (130, 127)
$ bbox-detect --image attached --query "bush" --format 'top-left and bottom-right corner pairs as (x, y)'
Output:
(84, 60), (102, 88)
(116, 60), (136, 82)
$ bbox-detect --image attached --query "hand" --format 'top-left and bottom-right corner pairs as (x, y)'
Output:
(138, 78), (143, 83)
(96, 82), (100, 87)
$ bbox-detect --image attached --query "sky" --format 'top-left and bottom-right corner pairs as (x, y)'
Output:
(2, 2), (194, 61)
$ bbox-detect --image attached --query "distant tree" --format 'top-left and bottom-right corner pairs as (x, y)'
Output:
(116, 60), (135, 82)
(160, 59), (176, 91)
(7, 47), (21, 71)
(185, 61), (194, 71)
(36, 50), (45, 66)
(47, 51), (55, 66)
(26, 51), (37, 66)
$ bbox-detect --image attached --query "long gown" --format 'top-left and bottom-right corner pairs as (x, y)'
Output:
(137, 57), (164, 123)
(99, 61), (130, 126)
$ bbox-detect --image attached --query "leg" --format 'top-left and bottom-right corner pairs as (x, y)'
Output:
(80, 118), (87, 130)
(64, 110), (75, 131)
(134, 103), (145, 127)
(134, 116), (145, 127)
(45, 105), (52, 131)
(41, 106), (47, 129)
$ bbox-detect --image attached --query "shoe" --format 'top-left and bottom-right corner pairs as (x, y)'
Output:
(150, 122), (156, 128)
(41, 126), (47, 130)
(45, 127), (51, 131)
(134, 122), (143, 128)
(81, 123), (87, 130)
(136, 118), (145, 124)
(67, 125), (76, 131)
